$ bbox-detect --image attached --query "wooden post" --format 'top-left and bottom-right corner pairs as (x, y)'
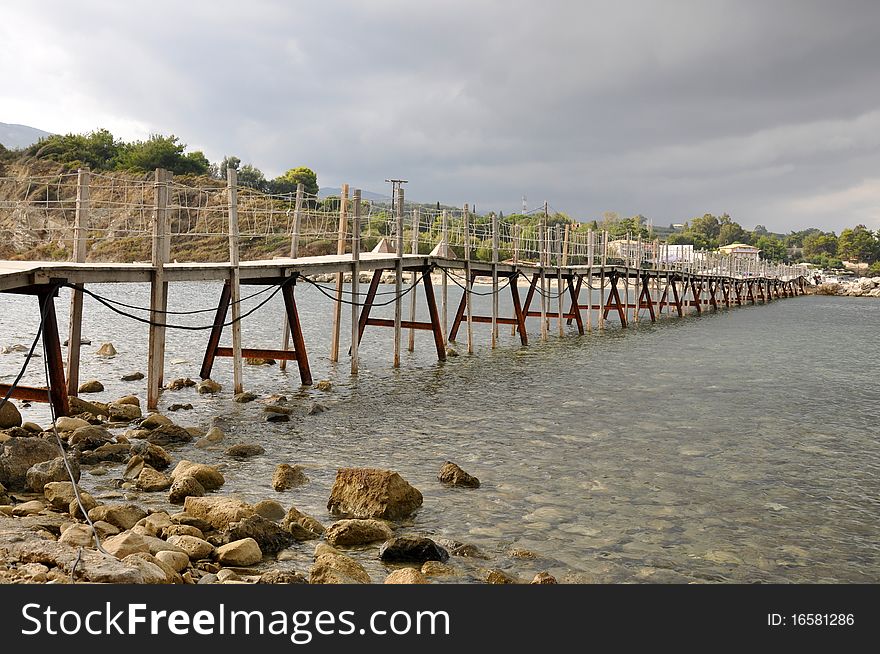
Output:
(510, 223), (521, 337)
(586, 229), (593, 332)
(351, 190), (361, 375)
(491, 211), (499, 348)
(66, 166), (89, 397)
(441, 209), (448, 345)
(393, 187), (404, 367)
(598, 230), (607, 330)
(279, 183), (304, 371)
(39, 291), (69, 417)
(227, 167), (243, 394)
(330, 184), (349, 362)
(147, 169), (169, 410)
(408, 207), (419, 352)
(556, 227), (564, 337)
(464, 204), (473, 354)
(539, 212), (547, 341)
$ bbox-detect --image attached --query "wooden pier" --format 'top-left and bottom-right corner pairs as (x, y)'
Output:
(0, 168), (809, 417)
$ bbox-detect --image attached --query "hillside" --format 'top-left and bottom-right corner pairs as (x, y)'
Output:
(0, 122), (52, 149)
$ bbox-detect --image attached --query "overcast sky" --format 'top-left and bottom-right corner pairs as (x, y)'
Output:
(2, 0), (880, 233)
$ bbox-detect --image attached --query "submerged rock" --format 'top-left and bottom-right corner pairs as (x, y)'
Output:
(225, 443), (265, 458)
(233, 392), (258, 403)
(196, 379), (222, 395)
(327, 468), (423, 520)
(121, 371), (145, 381)
(266, 413), (290, 423)
(531, 572), (558, 584)
(165, 378), (196, 391)
(281, 506), (325, 540)
(95, 342), (117, 357)
(253, 499), (286, 521)
(168, 476), (205, 504)
(272, 463), (308, 491)
(78, 380), (104, 394)
(438, 461), (480, 488)
(379, 536), (449, 564)
(219, 514), (295, 554)
(324, 519), (393, 548)
(167, 403), (193, 412)
(170, 460), (225, 491)
(309, 544), (371, 584)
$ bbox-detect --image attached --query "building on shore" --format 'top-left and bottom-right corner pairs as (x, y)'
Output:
(719, 242), (760, 260)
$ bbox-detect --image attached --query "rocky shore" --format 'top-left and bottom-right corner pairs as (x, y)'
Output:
(814, 276), (880, 298)
(0, 389), (558, 585)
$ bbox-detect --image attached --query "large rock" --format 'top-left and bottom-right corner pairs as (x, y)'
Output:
(219, 514), (295, 554)
(11, 539), (144, 583)
(67, 396), (105, 417)
(168, 476), (205, 504)
(43, 481), (90, 511)
(170, 460), (225, 490)
(78, 380), (104, 394)
(109, 402), (141, 422)
(385, 568), (429, 584)
(55, 416), (90, 432)
(281, 506), (325, 540)
(121, 371), (145, 381)
(144, 423), (193, 446)
(0, 436), (58, 490)
(136, 511), (173, 536)
(141, 413), (173, 429)
(141, 443), (172, 469)
(155, 550), (190, 573)
(254, 499), (286, 521)
(79, 442), (129, 464)
(124, 552), (182, 584)
(88, 503), (148, 530)
(216, 538), (262, 566)
(379, 536), (449, 563)
(309, 543), (371, 584)
(166, 535), (215, 561)
(327, 468), (423, 520)
(59, 523), (98, 547)
(161, 524), (205, 540)
(103, 531), (151, 559)
(196, 379), (221, 395)
(438, 461), (481, 488)
(120, 554), (169, 584)
(26, 455), (80, 492)
(324, 519), (394, 548)
(272, 463), (309, 491)
(0, 400), (22, 429)
(68, 425), (113, 449)
(137, 466), (172, 492)
(225, 443), (265, 458)
(183, 496), (256, 530)
(95, 342), (117, 357)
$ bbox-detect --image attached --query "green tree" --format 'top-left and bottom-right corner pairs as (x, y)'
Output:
(802, 232), (838, 259)
(237, 164), (267, 190)
(274, 167), (318, 196)
(113, 134), (209, 175)
(718, 221), (747, 246)
(689, 213), (721, 242)
(837, 225), (879, 263)
(756, 235), (786, 262)
(27, 129), (120, 170)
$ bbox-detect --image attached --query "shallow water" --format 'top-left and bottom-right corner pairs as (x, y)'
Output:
(2, 281), (878, 583)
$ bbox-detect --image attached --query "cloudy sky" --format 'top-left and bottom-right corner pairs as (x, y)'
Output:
(2, 0), (880, 232)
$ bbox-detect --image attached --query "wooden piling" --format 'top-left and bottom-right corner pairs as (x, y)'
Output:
(539, 220), (547, 341)
(393, 187), (404, 367)
(227, 168), (243, 394)
(408, 207), (419, 352)
(464, 204), (473, 354)
(351, 189), (361, 375)
(279, 183), (304, 371)
(330, 183), (349, 362)
(66, 166), (89, 397)
(147, 169), (170, 410)
(491, 211), (499, 349)
(441, 209), (448, 345)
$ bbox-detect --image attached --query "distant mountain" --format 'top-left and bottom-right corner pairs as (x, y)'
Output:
(319, 186), (389, 202)
(0, 122), (52, 149)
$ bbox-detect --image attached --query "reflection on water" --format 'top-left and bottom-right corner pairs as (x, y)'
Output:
(1, 282), (878, 583)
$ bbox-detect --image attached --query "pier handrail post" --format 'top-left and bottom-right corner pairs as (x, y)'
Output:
(330, 183), (349, 362)
(147, 168), (170, 410)
(66, 166), (89, 397)
(279, 183), (304, 370)
(539, 214), (547, 341)
(393, 187), (404, 367)
(464, 203), (473, 354)
(408, 206), (419, 352)
(441, 209), (449, 344)
(351, 189), (361, 375)
(491, 210), (499, 348)
(599, 229), (607, 330)
(227, 167), (244, 394)
(586, 229), (593, 332)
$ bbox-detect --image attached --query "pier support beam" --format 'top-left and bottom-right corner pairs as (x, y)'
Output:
(147, 168), (170, 411)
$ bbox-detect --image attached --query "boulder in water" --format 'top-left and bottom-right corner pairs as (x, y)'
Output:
(327, 467), (423, 520)
(95, 342), (117, 357)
